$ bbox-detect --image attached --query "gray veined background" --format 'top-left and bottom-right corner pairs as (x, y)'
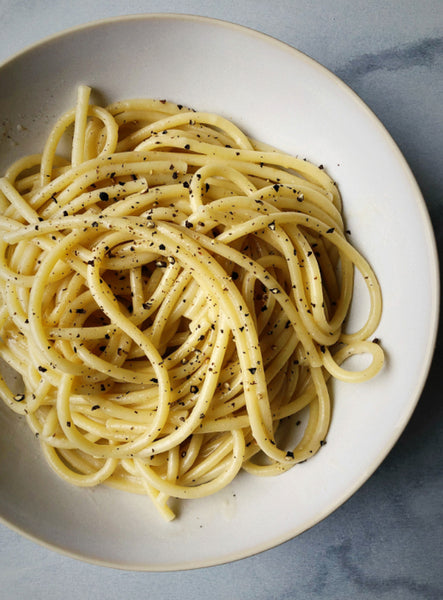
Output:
(0, 1), (441, 599)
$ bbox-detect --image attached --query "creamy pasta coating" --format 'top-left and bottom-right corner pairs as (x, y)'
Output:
(0, 86), (383, 520)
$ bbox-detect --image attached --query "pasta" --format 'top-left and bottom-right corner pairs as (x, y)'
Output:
(0, 86), (383, 520)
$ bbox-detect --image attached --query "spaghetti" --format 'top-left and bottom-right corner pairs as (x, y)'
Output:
(0, 86), (383, 520)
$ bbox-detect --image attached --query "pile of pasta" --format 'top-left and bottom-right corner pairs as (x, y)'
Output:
(0, 86), (383, 520)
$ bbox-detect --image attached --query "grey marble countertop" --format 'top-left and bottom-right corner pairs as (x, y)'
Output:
(0, 1), (441, 598)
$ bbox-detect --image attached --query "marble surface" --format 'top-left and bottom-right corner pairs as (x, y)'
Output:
(0, 1), (441, 598)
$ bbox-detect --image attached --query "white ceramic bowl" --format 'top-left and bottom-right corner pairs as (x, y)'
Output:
(0, 14), (439, 570)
